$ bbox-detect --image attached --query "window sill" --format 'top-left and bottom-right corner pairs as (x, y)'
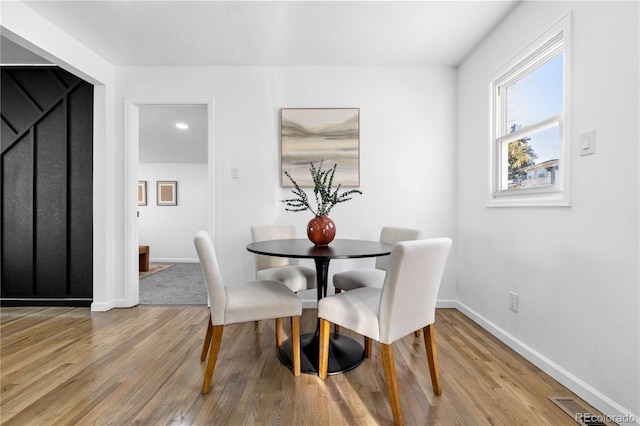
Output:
(487, 188), (571, 208)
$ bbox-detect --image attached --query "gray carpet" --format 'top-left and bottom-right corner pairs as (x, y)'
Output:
(139, 262), (207, 305)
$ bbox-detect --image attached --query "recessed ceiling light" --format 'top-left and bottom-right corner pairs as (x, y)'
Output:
(175, 123), (189, 130)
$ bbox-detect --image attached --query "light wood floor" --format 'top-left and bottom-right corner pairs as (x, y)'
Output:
(1, 306), (597, 425)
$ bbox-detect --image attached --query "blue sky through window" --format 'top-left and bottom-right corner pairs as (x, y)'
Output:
(527, 125), (560, 163)
(506, 53), (563, 163)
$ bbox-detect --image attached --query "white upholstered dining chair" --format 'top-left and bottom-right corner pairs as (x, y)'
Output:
(251, 225), (316, 293)
(332, 226), (423, 334)
(194, 230), (302, 394)
(318, 238), (452, 426)
(332, 226), (424, 294)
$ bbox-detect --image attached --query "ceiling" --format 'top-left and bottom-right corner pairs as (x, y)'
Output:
(139, 105), (208, 164)
(19, 1), (518, 67)
(4, 1), (519, 163)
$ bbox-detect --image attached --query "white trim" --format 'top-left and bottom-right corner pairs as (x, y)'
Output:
(0, 62), (53, 66)
(124, 101), (140, 307)
(495, 32), (564, 90)
(89, 301), (116, 312)
(496, 114), (561, 145)
(455, 301), (640, 425)
(487, 12), (572, 208)
(436, 299), (458, 309)
(124, 98), (215, 308)
(91, 85), (114, 311)
(93, 299), (133, 311)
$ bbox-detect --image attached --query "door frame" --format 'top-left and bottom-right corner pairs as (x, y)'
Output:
(124, 98), (214, 307)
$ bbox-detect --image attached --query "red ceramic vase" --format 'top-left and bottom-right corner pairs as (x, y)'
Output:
(307, 215), (336, 246)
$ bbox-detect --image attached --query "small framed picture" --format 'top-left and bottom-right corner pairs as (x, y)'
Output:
(138, 181), (147, 206)
(157, 181), (177, 206)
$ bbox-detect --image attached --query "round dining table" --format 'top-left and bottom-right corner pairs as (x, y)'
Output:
(246, 238), (393, 375)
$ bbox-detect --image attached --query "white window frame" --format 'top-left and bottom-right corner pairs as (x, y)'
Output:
(488, 14), (572, 207)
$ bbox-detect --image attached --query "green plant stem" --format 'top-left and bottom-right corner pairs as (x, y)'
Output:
(281, 160), (362, 216)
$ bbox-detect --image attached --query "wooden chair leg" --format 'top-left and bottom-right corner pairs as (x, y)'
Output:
(414, 330), (421, 337)
(364, 337), (372, 358)
(423, 324), (442, 395)
(201, 325), (224, 394)
(275, 317), (284, 347)
(333, 288), (341, 333)
(318, 318), (331, 379)
(200, 314), (213, 361)
(291, 316), (301, 377)
(380, 343), (404, 426)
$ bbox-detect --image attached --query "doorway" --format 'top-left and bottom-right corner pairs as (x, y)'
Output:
(124, 99), (214, 306)
(1, 66), (93, 306)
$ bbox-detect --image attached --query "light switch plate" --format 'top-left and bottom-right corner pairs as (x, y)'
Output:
(580, 130), (595, 156)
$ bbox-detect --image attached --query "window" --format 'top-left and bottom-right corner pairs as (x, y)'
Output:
(489, 15), (571, 207)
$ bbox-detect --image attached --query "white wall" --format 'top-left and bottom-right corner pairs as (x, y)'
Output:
(457, 1), (639, 422)
(138, 163), (207, 262)
(116, 66), (458, 297)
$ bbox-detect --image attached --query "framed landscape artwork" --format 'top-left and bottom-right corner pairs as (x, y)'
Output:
(156, 181), (177, 206)
(281, 108), (360, 187)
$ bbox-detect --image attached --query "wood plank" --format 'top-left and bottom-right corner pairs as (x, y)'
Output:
(1, 306), (601, 425)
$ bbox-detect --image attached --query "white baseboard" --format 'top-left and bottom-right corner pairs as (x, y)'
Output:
(436, 298), (458, 309)
(455, 301), (639, 425)
(91, 300), (115, 311)
(91, 298), (135, 312)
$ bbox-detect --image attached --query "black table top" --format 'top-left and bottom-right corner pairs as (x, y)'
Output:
(246, 238), (393, 260)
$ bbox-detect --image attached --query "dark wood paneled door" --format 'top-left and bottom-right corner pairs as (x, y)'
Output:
(1, 66), (93, 306)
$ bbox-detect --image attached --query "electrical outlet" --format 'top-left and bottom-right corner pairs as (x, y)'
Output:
(509, 291), (519, 313)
